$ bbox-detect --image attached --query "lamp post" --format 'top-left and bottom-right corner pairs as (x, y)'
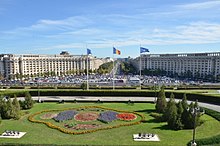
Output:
(154, 82), (157, 103)
(188, 101), (205, 146)
(37, 76), (41, 103)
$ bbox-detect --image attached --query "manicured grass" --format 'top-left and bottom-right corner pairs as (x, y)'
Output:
(0, 103), (220, 146)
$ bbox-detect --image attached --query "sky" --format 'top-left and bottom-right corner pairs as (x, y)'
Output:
(0, 0), (220, 58)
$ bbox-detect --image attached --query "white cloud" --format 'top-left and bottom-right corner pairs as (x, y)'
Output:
(177, 1), (220, 10)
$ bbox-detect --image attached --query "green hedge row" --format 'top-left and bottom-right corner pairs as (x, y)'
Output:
(192, 134), (220, 146)
(203, 108), (220, 121)
(30, 86), (56, 89)
(28, 90), (157, 97)
(177, 87), (220, 90)
(165, 92), (220, 105)
(1, 90), (220, 105)
(9, 86), (26, 89)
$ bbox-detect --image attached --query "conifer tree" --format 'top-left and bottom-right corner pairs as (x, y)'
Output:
(0, 98), (7, 119)
(163, 92), (175, 121)
(155, 86), (167, 113)
(175, 101), (184, 130)
(0, 114), (2, 124)
(6, 98), (15, 119)
(167, 99), (177, 129)
(23, 92), (34, 109)
(183, 102), (194, 129)
(12, 95), (21, 119)
(181, 93), (188, 110)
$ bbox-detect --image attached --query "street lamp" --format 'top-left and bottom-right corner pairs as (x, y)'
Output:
(188, 101), (205, 146)
(154, 82), (157, 103)
(37, 77), (41, 103)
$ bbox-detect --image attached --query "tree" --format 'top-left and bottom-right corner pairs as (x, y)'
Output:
(0, 114), (2, 124)
(0, 97), (7, 119)
(6, 98), (15, 119)
(163, 92), (175, 121)
(181, 93), (188, 110)
(80, 82), (87, 90)
(162, 92), (177, 129)
(167, 100), (177, 129)
(175, 101), (184, 130)
(182, 102), (194, 129)
(155, 86), (167, 113)
(12, 95), (21, 119)
(22, 92), (34, 109)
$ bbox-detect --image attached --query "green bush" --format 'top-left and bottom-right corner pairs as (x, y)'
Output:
(187, 134), (220, 146)
(150, 112), (164, 122)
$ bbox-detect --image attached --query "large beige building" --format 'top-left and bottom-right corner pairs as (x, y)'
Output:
(0, 51), (111, 79)
(133, 52), (220, 78)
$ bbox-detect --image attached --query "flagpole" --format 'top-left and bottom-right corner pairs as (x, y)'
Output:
(113, 47), (115, 90)
(86, 45), (89, 91)
(139, 44), (142, 90)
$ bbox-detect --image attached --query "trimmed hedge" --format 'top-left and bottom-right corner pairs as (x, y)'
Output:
(28, 90), (157, 97)
(203, 108), (220, 121)
(1, 89), (220, 105)
(187, 108), (220, 146)
(9, 86), (26, 89)
(164, 92), (220, 106)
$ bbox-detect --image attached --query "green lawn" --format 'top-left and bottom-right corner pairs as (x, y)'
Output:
(0, 102), (220, 146)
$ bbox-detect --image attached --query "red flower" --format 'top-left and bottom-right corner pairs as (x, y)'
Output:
(116, 113), (137, 121)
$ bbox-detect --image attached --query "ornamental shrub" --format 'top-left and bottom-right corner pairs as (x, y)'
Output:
(155, 86), (167, 113)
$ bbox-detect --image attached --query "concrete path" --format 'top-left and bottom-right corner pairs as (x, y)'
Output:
(29, 96), (220, 112)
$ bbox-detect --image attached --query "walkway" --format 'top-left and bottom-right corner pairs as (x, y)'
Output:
(29, 96), (220, 112)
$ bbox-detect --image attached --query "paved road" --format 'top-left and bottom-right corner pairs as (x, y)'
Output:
(29, 96), (220, 112)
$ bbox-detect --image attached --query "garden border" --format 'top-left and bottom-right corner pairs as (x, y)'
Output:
(28, 106), (145, 135)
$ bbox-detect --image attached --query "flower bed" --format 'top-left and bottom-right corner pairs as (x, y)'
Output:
(98, 111), (118, 123)
(40, 113), (58, 120)
(116, 113), (137, 121)
(28, 106), (144, 135)
(71, 124), (100, 130)
(54, 110), (78, 122)
(74, 112), (99, 122)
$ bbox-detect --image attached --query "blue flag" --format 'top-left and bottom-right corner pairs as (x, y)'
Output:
(140, 47), (149, 53)
(87, 48), (92, 55)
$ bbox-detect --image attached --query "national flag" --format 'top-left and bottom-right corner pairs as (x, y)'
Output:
(140, 47), (149, 53)
(113, 47), (121, 55)
(87, 48), (92, 55)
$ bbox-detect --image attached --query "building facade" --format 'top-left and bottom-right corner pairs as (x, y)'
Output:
(0, 52), (111, 79)
(133, 52), (220, 78)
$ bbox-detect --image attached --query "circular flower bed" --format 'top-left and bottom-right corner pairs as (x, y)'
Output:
(116, 113), (137, 121)
(40, 113), (58, 119)
(98, 111), (118, 123)
(54, 110), (78, 122)
(74, 112), (99, 122)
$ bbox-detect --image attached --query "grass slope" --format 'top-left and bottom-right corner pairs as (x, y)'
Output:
(0, 103), (220, 146)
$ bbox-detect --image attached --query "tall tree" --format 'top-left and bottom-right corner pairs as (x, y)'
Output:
(182, 102), (194, 129)
(167, 99), (178, 129)
(175, 101), (184, 130)
(163, 92), (175, 121)
(155, 86), (167, 113)
(23, 92), (34, 109)
(6, 98), (15, 119)
(181, 93), (188, 110)
(12, 95), (21, 119)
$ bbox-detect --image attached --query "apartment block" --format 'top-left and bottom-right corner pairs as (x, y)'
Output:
(133, 52), (220, 78)
(0, 52), (111, 79)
